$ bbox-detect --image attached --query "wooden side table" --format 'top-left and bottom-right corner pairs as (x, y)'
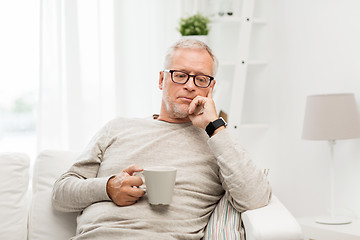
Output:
(297, 217), (360, 240)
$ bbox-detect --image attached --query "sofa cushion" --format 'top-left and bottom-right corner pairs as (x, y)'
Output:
(0, 152), (29, 240)
(203, 195), (244, 240)
(28, 150), (79, 240)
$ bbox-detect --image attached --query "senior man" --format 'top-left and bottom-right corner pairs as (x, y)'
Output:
(52, 39), (271, 240)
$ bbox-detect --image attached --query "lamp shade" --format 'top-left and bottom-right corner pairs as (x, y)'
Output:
(302, 93), (360, 140)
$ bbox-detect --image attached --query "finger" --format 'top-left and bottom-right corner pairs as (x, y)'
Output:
(193, 104), (204, 115)
(123, 164), (143, 176)
(121, 186), (145, 201)
(193, 98), (207, 115)
(189, 96), (204, 115)
(128, 187), (146, 198)
(122, 175), (144, 187)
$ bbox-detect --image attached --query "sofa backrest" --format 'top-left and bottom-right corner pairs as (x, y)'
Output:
(28, 150), (80, 240)
(0, 153), (29, 240)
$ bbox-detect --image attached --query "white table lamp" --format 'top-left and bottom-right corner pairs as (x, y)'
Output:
(302, 93), (360, 225)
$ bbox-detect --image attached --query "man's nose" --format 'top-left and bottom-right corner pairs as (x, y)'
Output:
(184, 76), (196, 90)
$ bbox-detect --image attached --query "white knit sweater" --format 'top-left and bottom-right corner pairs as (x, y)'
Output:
(52, 117), (271, 240)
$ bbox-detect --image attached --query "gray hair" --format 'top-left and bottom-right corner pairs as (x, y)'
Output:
(163, 38), (219, 76)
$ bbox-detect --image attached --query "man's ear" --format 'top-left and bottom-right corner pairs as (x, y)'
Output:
(159, 71), (164, 90)
(212, 80), (216, 88)
(210, 80), (216, 91)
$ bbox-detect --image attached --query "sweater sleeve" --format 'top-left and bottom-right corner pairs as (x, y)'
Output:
(208, 129), (272, 212)
(52, 122), (114, 212)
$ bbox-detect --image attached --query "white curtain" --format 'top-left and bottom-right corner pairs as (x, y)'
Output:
(38, 0), (181, 152)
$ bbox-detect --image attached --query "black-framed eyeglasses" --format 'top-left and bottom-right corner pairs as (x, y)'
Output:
(163, 70), (214, 88)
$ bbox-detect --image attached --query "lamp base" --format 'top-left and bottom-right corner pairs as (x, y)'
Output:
(315, 216), (352, 225)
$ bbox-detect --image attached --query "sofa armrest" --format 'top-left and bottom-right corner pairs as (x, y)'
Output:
(0, 153), (29, 240)
(28, 150), (80, 240)
(242, 196), (303, 240)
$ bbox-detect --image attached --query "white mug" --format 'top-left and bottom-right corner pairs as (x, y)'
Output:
(137, 166), (177, 205)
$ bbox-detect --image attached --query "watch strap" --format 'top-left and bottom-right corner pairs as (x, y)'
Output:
(205, 117), (227, 137)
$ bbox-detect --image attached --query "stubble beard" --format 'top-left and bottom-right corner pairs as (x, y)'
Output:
(163, 93), (189, 119)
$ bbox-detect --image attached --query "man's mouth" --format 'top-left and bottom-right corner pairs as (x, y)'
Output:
(178, 97), (194, 103)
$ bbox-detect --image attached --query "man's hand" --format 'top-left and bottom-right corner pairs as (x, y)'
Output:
(188, 87), (219, 130)
(106, 164), (145, 206)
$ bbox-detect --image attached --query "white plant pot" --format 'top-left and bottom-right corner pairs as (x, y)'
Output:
(181, 35), (208, 44)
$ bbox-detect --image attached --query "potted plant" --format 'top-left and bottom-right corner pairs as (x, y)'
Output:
(178, 13), (210, 43)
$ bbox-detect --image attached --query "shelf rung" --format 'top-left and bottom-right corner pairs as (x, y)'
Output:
(211, 17), (267, 24)
(211, 17), (242, 24)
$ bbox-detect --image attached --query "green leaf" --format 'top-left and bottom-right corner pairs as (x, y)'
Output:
(178, 13), (210, 36)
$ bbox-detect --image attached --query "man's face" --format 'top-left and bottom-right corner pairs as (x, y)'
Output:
(158, 48), (215, 123)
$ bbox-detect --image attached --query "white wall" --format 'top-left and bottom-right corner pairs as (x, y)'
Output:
(262, 0), (360, 218)
(113, 0), (181, 119)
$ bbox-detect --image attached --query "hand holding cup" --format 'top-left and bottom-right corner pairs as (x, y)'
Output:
(106, 164), (145, 206)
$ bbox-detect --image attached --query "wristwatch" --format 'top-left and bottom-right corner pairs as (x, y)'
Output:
(205, 117), (227, 137)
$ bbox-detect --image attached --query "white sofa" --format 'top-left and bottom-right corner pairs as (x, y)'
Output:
(0, 150), (303, 240)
